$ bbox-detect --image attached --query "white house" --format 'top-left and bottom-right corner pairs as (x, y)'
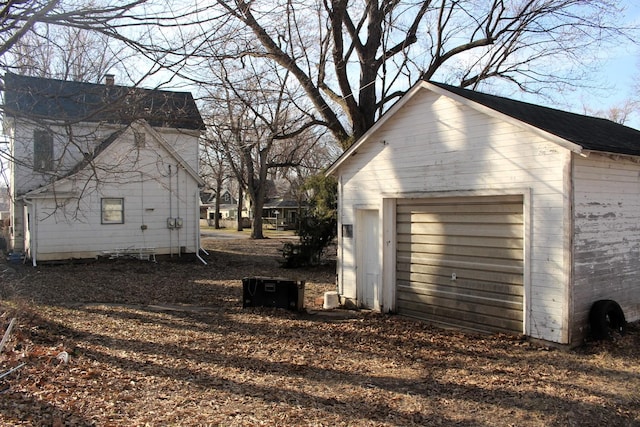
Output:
(3, 73), (205, 264)
(327, 80), (640, 346)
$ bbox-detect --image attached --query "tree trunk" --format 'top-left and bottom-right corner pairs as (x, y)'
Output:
(214, 179), (222, 229)
(249, 176), (266, 239)
(236, 184), (243, 232)
(251, 203), (264, 239)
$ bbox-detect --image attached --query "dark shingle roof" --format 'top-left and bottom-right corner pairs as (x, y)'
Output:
(430, 81), (640, 156)
(2, 72), (204, 130)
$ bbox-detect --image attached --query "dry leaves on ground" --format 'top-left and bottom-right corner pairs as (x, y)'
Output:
(0, 237), (639, 426)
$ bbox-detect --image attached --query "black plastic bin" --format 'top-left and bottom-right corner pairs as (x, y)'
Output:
(242, 277), (305, 311)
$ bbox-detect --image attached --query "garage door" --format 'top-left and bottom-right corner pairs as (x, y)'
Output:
(396, 195), (524, 334)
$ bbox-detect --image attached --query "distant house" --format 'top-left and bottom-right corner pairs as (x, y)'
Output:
(3, 73), (205, 263)
(204, 189), (245, 222)
(327, 80), (640, 346)
(262, 197), (301, 230)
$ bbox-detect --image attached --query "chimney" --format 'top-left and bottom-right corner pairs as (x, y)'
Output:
(105, 74), (115, 86)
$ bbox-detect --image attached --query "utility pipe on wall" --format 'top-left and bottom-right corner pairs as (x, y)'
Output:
(23, 199), (37, 267)
(168, 164), (173, 257)
(195, 189), (207, 265)
(176, 164), (180, 256)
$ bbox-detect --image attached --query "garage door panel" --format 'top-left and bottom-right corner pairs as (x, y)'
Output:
(396, 285), (523, 320)
(397, 222), (522, 239)
(397, 270), (524, 297)
(397, 262), (524, 287)
(398, 212), (523, 225)
(397, 195), (523, 211)
(397, 241), (522, 261)
(396, 299), (523, 333)
(397, 253), (523, 275)
(397, 276), (524, 307)
(396, 195), (524, 334)
(397, 233), (524, 250)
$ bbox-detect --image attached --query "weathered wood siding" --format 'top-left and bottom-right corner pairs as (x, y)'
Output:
(396, 196), (524, 333)
(337, 87), (572, 343)
(572, 153), (640, 342)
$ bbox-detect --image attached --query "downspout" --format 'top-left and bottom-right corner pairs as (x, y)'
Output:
(338, 175), (344, 297)
(23, 198), (37, 267)
(196, 190), (207, 265)
(140, 172), (146, 247)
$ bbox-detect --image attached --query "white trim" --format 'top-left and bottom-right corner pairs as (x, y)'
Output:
(382, 197), (396, 313)
(381, 187), (530, 200)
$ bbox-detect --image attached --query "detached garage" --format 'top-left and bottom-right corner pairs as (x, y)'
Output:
(327, 81), (640, 346)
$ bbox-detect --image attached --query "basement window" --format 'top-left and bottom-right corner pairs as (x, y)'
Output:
(101, 198), (124, 224)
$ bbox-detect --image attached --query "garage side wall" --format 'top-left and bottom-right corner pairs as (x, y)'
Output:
(572, 153), (640, 343)
(337, 89), (572, 343)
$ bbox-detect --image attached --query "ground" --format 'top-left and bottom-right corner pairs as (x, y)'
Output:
(1, 235), (639, 426)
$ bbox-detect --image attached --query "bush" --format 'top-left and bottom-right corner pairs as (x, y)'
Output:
(281, 175), (337, 268)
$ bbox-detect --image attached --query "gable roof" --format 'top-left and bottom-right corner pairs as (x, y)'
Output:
(327, 81), (640, 175)
(24, 120), (204, 198)
(2, 72), (204, 130)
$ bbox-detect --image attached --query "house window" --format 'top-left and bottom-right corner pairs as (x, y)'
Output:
(33, 129), (53, 171)
(101, 198), (124, 224)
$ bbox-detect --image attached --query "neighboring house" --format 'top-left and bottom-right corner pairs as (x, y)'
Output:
(204, 189), (244, 221)
(327, 80), (640, 346)
(263, 197), (300, 230)
(3, 72), (205, 263)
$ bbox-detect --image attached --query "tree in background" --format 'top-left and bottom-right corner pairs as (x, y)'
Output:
(9, 23), (130, 82)
(202, 59), (338, 239)
(584, 99), (639, 126)
(199, 130), (230, 229)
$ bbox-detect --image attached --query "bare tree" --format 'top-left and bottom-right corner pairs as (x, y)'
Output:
(171, 0), (636, 147)
(9, 23), (132, 83)
(200, 121), (232, 229)
(203, 59), (328, 239)
(584, 98), (639, 125)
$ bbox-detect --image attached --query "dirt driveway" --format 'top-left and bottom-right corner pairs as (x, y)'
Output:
(1, 237), (639, 426)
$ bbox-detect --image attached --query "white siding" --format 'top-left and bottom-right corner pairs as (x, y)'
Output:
(27, 127), (201, 260)
(337, 89), (571, 343)
(8, 118), (199, 254)
(572, 153), (640, 341)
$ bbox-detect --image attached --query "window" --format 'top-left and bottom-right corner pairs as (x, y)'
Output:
(101, 198), (124, 224)
(33, 129), (53, 171)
